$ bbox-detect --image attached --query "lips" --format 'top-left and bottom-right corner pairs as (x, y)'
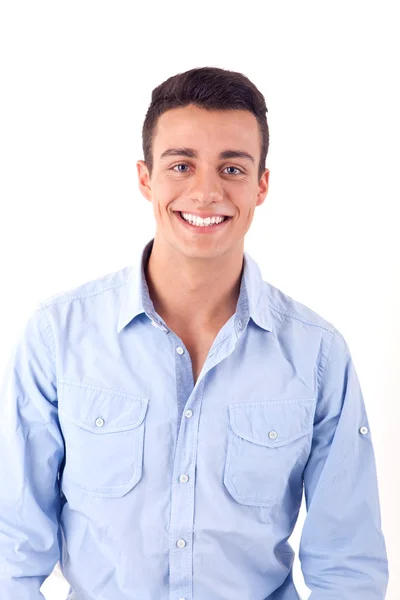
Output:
(180, 212), (227, 221)
(173, 209), (232, 232)
(174, 211), (231, 219)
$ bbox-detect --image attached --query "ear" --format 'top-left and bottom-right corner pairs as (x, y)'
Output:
(256, 168), (270, 207)
(136, 160), (152, 202)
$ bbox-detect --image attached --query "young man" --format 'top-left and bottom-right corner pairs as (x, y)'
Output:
(0, 67), (389, 599)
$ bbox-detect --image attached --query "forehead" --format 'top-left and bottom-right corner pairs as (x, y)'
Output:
(153, 105), (260, 156)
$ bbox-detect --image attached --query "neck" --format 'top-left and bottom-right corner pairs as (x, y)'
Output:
(144, 235), (244, 331)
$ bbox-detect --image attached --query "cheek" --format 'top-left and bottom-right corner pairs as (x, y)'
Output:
(235, 199), (255, 219)
(237, 204), (257, 230)
(152, 199), (172, 226)
(161, 180), (178, 193)
(153, 181), (183, 208)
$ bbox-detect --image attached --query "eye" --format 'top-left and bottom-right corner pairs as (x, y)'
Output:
(223, 166), (243, 175)
(172, 163), (190, 173)
(171, 163), (244, 175)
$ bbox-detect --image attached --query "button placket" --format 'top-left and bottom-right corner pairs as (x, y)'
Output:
(170, 339), (199, 597)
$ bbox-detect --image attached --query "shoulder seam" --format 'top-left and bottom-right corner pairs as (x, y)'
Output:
(267, 301), (334, 333)
(39, 278), (129, 308)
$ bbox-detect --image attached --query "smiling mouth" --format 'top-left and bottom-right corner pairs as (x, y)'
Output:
(175, 211), (231, 222)
(173, 210), (232, 230)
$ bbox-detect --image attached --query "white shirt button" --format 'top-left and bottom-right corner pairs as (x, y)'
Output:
(95, 418), (104, 427)
(268, 430), (278, 440)
(176, 539), (186, 548)
(184, 410), (193, 418)
(176, 346), (184, 355)
(178, 598), (186, 600)
(179, 474), (189, 483)
(359, 426), (369, 435)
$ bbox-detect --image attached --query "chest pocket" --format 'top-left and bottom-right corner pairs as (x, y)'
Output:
(58, 381), (149, 498)
(223, 398), (315, 507)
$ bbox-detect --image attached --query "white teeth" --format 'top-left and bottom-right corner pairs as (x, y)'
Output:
(180, 212), (226, 226)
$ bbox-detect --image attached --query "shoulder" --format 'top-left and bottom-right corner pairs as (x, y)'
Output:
(262, 279), (335, 335)
(37, 264), (131, 309)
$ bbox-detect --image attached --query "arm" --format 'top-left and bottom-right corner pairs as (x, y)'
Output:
(0, 304), (65, 599)
(299, 328), (389, 599)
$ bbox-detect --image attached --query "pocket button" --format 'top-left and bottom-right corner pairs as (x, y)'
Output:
(59, 383), (149, 497)
(224, 399), (315, 507)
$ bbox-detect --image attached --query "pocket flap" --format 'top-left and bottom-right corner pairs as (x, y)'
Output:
(59, 381), (149, 433)
(228, 398), (315, 448)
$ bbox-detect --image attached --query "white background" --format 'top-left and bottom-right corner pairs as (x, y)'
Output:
(0, 1), (399, 598)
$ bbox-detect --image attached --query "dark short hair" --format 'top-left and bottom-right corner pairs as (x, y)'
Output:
(142, 66), (269, 183)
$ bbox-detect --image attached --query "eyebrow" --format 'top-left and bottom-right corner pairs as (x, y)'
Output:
(160, 147), (255, 164)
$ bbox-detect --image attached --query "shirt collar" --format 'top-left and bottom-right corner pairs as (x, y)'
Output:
(117, 237), (273, 334)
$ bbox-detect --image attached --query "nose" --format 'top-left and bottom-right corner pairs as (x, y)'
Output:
(189, 167), (224, 204)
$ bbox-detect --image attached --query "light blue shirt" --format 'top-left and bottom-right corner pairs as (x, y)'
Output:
(0, 237), (389, 599)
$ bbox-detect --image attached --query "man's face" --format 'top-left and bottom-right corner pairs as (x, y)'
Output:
(137, 104), (269, 259)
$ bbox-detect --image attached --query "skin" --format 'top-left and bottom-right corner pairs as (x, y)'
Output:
(136, 104), (270, 334)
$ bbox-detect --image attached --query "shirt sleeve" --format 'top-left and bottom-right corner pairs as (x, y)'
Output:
(298, 327), (389, 598)
(0, 304), (65, 599)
